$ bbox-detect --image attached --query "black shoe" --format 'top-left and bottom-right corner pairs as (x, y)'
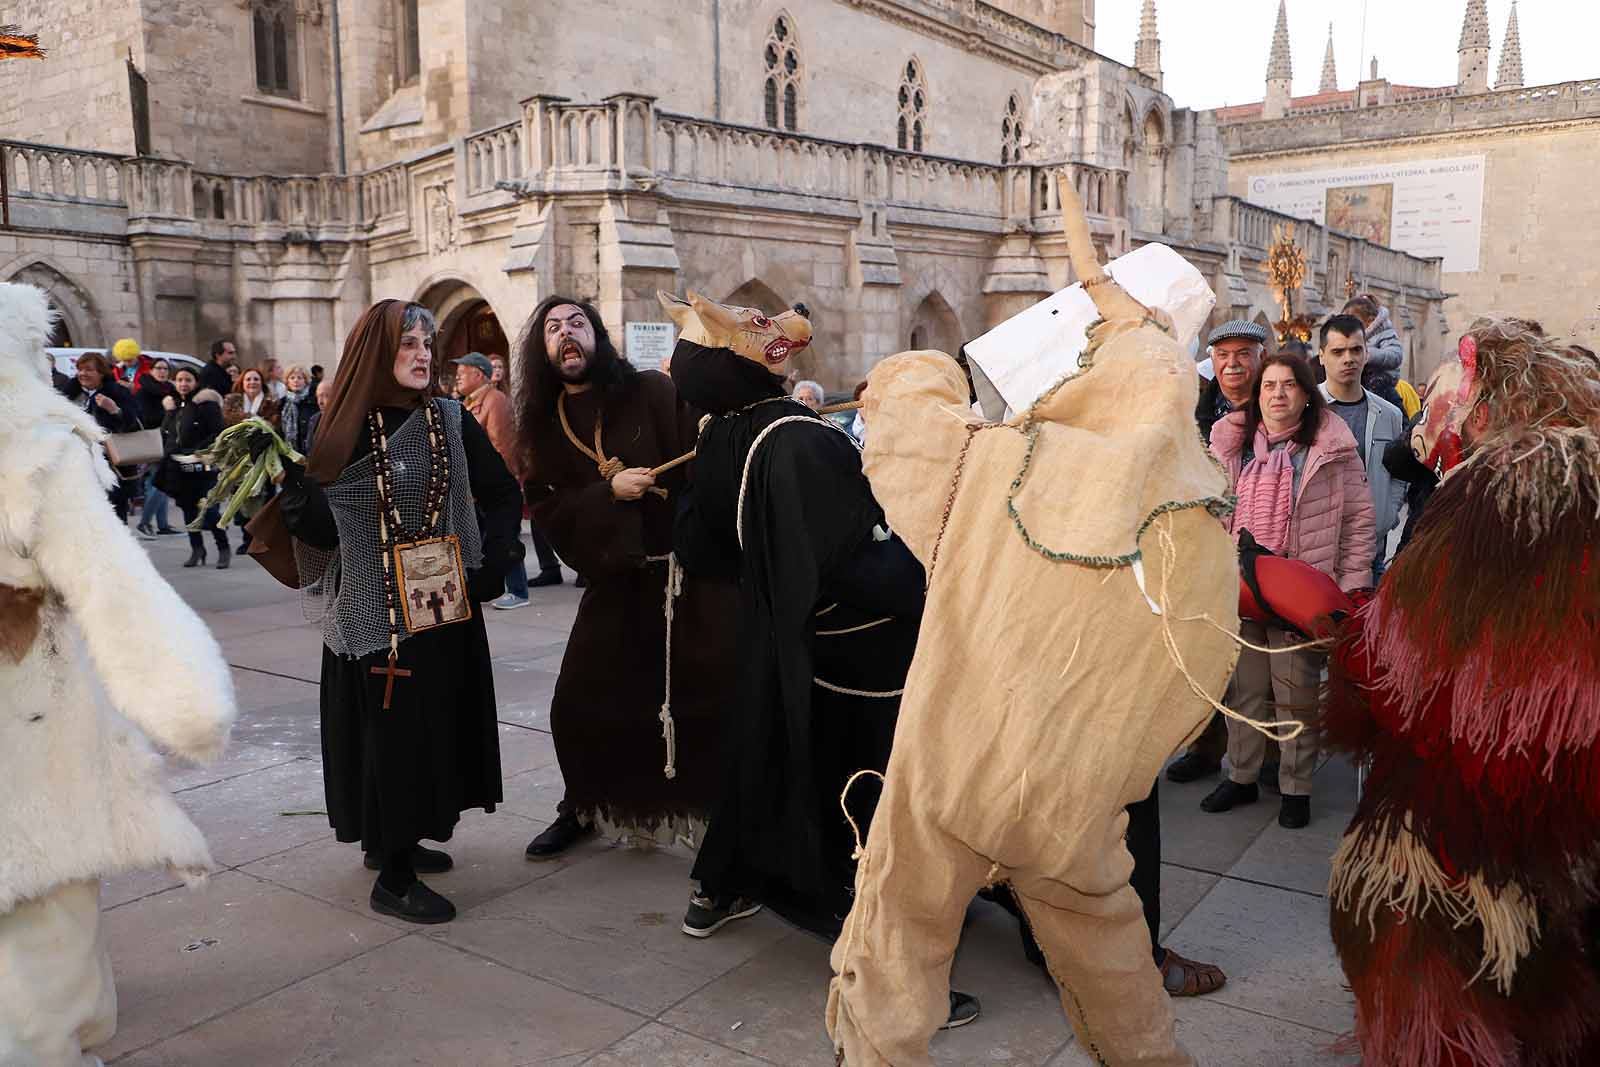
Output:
(524, 811), (594, 859)
(369, 877), (456, 924)
(1200, 779), (1259, 813)
(938, 991), (981, 1030)
(529, 568), (563, 588)
(183, 546), (206, 568)
(1259, 762), (1282, 795)
(364, 845), (454, 874)
(1166, 751), (1222, 783)
(136, 522), (153, 536)
(157, 526), (182, 535)
(1278, 794), (1311, 829)
(681, 892), (762, 938)
(215, 545), (231, 570)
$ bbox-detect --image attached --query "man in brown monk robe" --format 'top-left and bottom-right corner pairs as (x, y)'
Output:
(513, 296), (737, 858)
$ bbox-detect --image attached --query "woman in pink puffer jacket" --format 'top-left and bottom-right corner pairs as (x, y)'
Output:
(1198, 351), (1375, 831)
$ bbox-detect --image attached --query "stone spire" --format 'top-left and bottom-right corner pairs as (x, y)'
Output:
(1264, 0), (1293, 119)
(1134, 0), (1162, 90)
(1496, 1), (1524, 90)
(1457, 0), (1491, 94)
(1319, 22), (1338, 93)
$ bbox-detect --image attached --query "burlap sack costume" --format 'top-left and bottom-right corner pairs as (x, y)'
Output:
(826, 183), (1241, 1066)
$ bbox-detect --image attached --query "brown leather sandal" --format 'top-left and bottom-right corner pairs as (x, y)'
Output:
(1159, 948), (1227, 997)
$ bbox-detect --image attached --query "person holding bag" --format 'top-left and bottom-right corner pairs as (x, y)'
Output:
(156, 366), (232, 569)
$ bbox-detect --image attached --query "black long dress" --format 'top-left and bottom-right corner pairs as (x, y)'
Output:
(278, 405), (522, 855)
(675, 393), (925, 937)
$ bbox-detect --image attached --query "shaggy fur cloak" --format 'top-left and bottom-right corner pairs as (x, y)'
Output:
(0, 282), (236, 912)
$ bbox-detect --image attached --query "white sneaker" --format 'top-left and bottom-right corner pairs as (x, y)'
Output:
(491, 593), (530, 610)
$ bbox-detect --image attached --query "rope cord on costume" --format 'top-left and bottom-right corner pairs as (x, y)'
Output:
(1152, 517), (1304, 742)
(832, 767), (888, 1067)
(734, 413), (858, 549)
(813, 677), (905, 698)
(655, 553), (683, 779)
(557, 392), (668, 498)
(1176, 612), (1333, 655)
(815, 616), (893, 637)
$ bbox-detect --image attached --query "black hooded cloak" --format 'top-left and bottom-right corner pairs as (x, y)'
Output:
(672, 341), (924, 937)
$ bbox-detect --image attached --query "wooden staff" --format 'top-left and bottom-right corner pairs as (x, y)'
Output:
(646, 400), (864, 478)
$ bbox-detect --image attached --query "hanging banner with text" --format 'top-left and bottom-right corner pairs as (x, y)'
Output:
(625, 321), (676, 369)
(1246, 155), (1486, 273)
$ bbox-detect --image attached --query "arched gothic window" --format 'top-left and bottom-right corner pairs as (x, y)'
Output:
(252, 1), (296, 98)
(1000, 93), (1023, 164)
(897, 58), (927, 152)
(397, 0), (421, 86)
(762, 14), (801, 131)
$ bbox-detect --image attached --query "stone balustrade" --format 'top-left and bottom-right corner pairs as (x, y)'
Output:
(2, 140), (126, 205)
(1224, 77), (1600, 154)
(465, 121), (522, 196)
(361, 162), (410, 226)
(1215, 196), (1440, 300)
(5, 107), (1437, 302)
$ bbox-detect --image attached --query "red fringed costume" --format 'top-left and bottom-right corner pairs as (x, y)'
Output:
(1320, 326), (1600, 1067)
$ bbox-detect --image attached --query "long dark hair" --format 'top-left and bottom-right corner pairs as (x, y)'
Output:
(1239, 351), (1324, 452)
(515, 295), (634, 456)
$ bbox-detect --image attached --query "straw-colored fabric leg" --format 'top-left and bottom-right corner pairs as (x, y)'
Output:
(1012, 870), (1192, 1067)
(0, 880), (116, 1067)
(827, 777), (989, 1066)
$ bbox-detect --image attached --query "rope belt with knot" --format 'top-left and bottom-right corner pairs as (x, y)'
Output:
(642, 552), (684, 779)
(557, 393), (667, 498)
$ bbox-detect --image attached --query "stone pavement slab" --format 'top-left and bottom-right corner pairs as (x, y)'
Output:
(100, 870), (404, 1061)
(437, 846), (792, 1016)
(116, 935), (641, 1067)
(93, 539), (1362, 1065)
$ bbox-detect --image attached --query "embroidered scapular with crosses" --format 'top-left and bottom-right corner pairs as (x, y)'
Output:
(366, 401), (471, 708)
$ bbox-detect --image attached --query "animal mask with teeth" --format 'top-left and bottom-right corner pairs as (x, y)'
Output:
(657, 291), (812, 379)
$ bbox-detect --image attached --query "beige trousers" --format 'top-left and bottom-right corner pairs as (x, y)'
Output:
(0, 881), (116, 1067)
(1224, 621), (1323, 796)
(827, 774), (1191, 1067)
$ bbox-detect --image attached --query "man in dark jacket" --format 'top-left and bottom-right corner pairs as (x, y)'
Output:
(1170, 320), (1267, 784)
(199, 337), (237, 396)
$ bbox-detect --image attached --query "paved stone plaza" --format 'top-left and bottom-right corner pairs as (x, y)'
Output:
(101, 536), (1360, 1065)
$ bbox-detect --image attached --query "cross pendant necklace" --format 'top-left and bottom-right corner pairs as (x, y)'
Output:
(371, 652), (412, 711)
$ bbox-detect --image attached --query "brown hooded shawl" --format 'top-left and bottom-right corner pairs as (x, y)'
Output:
(247, 300), (432, 585)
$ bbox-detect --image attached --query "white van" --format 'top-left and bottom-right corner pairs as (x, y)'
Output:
(48, 347), (207, 379)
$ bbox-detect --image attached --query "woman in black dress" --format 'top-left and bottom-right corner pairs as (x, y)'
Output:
(267, 299), (522, 924)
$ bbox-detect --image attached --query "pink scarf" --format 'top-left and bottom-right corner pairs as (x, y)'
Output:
(1229, 423), (1301, 554)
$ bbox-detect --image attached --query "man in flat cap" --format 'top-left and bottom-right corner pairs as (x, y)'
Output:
(1166, 320), (1268, 786)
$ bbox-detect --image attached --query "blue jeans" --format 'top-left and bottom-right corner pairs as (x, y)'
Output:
(504, 557), (529, 599)
(139, 467), (172, 530)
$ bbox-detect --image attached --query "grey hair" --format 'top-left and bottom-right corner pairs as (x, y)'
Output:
(794, 379), (825, 401)
(401, 302), (438, 338)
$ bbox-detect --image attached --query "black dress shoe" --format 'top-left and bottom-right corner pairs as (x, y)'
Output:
(1278, 794), (1311, 829)
(1200, 779), (1259, 813)
(1165, 751), (1222, 783)
(525, 810), (595, 859)
(364, 844), (454, 874)
(370, 878), (456, 924)
(528, 568), (563, 588)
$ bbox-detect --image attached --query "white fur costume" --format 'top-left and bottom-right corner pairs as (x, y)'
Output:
(0, 283), (236, 1066)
